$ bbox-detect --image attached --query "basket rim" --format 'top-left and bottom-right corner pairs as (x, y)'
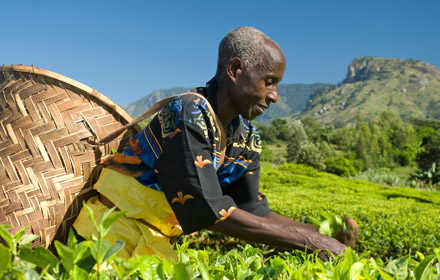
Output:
(1, 64), (134, 125)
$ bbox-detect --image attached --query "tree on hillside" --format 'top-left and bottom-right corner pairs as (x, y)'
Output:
(258, 118), (290, 144)
(333, 126), (356, 152)
(272, 118), (291, 142)
(409, 123), (440, 186)
(286, 120), (308, 163)
(415, 132), (440, 171)
(349, 111), (418, 170)
(356, 123), (374, 170)
(258, 123), (278, 144)
(302, 117), (334, 143)
(376, 112), (418, 167)
(287, 120), (325, 170)
(258, 111), (419, 173)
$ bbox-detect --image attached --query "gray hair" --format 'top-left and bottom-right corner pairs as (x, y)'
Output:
(217, 26), (275, 73)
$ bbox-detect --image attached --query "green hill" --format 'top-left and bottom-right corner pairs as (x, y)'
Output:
(124, 83), (327, 124)
(256, 83), (327, 123)
(300, 57), (440, 127)
(124, 87), (191, 117)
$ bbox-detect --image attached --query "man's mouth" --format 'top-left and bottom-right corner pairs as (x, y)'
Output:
(256, 104), (269, 114)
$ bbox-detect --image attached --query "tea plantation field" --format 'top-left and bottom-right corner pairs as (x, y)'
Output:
(260, 162), (440, 259)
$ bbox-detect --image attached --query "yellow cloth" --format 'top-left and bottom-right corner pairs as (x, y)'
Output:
(73, 168), (182, 261)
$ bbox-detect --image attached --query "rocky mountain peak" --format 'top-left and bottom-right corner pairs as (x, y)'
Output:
(302, 56), (440, 127)
(343, 57), (381, 83)
(343, 57), (440, 84)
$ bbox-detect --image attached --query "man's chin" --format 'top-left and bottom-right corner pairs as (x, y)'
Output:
(241, 109), (264, 120)
(247, 112), (262, 121)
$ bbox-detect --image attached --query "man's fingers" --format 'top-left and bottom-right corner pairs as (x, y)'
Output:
(335, 217), (359, 248)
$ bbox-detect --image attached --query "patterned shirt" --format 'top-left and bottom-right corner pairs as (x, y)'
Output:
(105, 78), (270, 234)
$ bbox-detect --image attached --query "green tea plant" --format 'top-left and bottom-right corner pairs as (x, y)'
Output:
(0, 225), (41, 279)
(0, 203), (126, 280)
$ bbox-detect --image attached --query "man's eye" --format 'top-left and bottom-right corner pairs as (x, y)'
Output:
(265, 79), (274, 86)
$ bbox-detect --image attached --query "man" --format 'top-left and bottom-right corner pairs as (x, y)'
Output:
(73, 26), (350, 261)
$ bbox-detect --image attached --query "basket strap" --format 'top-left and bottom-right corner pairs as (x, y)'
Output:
(99, 92), (226, 168)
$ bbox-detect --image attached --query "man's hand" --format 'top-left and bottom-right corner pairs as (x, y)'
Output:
(208, 209), (347, 261)
(335, 217), (359, 248)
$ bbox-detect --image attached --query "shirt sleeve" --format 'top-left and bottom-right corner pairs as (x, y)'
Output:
(221, 150), (271, 217)
(154, 95), (237, 234)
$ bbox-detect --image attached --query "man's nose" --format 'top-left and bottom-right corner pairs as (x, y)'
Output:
(268, 88), (279, 103)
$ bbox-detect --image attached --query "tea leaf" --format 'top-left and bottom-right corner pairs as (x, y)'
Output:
(19, 246), (58, 273)
(349, 262), (365, 278)
(173, 262), (194, 280)
(67, 228), (77, 249)
(414, 255), (435, 280)
(138, 257), (162, 280)
(73, 241), (92, 263)
(99, 208), (125, 237)
(0, 244), (11, 279)
(14, 226), (28, 243)
(20, 234), (39, 246)
(102, 240), (124, 262)
(54, 241), (74, 273)
(24, 268), (40, 280)
(383, 255), (409, 279)
(73, 265), (90, 280)
(0, 225), (13, 250)
(83, 202), (98, 229)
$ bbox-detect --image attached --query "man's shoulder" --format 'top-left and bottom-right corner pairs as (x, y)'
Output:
(233, 116), (262, 154)
(158, 92), (215, 130)
(166, 92), (210, 111)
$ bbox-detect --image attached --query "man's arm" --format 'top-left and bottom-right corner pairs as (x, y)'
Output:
(264, 211), (319, 232)
(208, 208), (347, 261)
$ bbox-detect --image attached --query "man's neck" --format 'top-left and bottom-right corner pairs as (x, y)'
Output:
(214, 75), (239, 129)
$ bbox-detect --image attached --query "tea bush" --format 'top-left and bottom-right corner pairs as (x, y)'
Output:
(324, 156), (357, 177)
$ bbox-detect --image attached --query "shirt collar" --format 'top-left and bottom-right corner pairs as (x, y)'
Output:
(205, 77), (218, 113)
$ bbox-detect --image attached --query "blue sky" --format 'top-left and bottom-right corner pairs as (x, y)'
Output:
(1, 0), (439, 106)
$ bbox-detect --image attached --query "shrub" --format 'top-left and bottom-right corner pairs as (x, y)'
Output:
(397, 144), (417, 166)
(408, 162), (440, 189)
(325, 156), (357, 177)
(287, 121), (325, 170)
(260, 144), (273, 162)
(351, 168), (403, 187)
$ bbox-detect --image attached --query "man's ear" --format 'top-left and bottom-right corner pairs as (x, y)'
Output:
(227, 57), (243, 83)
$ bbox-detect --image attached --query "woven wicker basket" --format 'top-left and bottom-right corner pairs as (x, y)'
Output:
(0, 64), (140, 248)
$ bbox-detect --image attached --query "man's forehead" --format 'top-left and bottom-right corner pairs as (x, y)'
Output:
(259, 41), (286, 71)
(263, 41), (284, 61)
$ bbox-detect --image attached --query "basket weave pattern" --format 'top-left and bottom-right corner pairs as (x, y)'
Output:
(0, 65), (139, 247)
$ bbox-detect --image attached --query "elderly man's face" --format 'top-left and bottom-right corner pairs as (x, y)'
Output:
(231, 41), (286, 120)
